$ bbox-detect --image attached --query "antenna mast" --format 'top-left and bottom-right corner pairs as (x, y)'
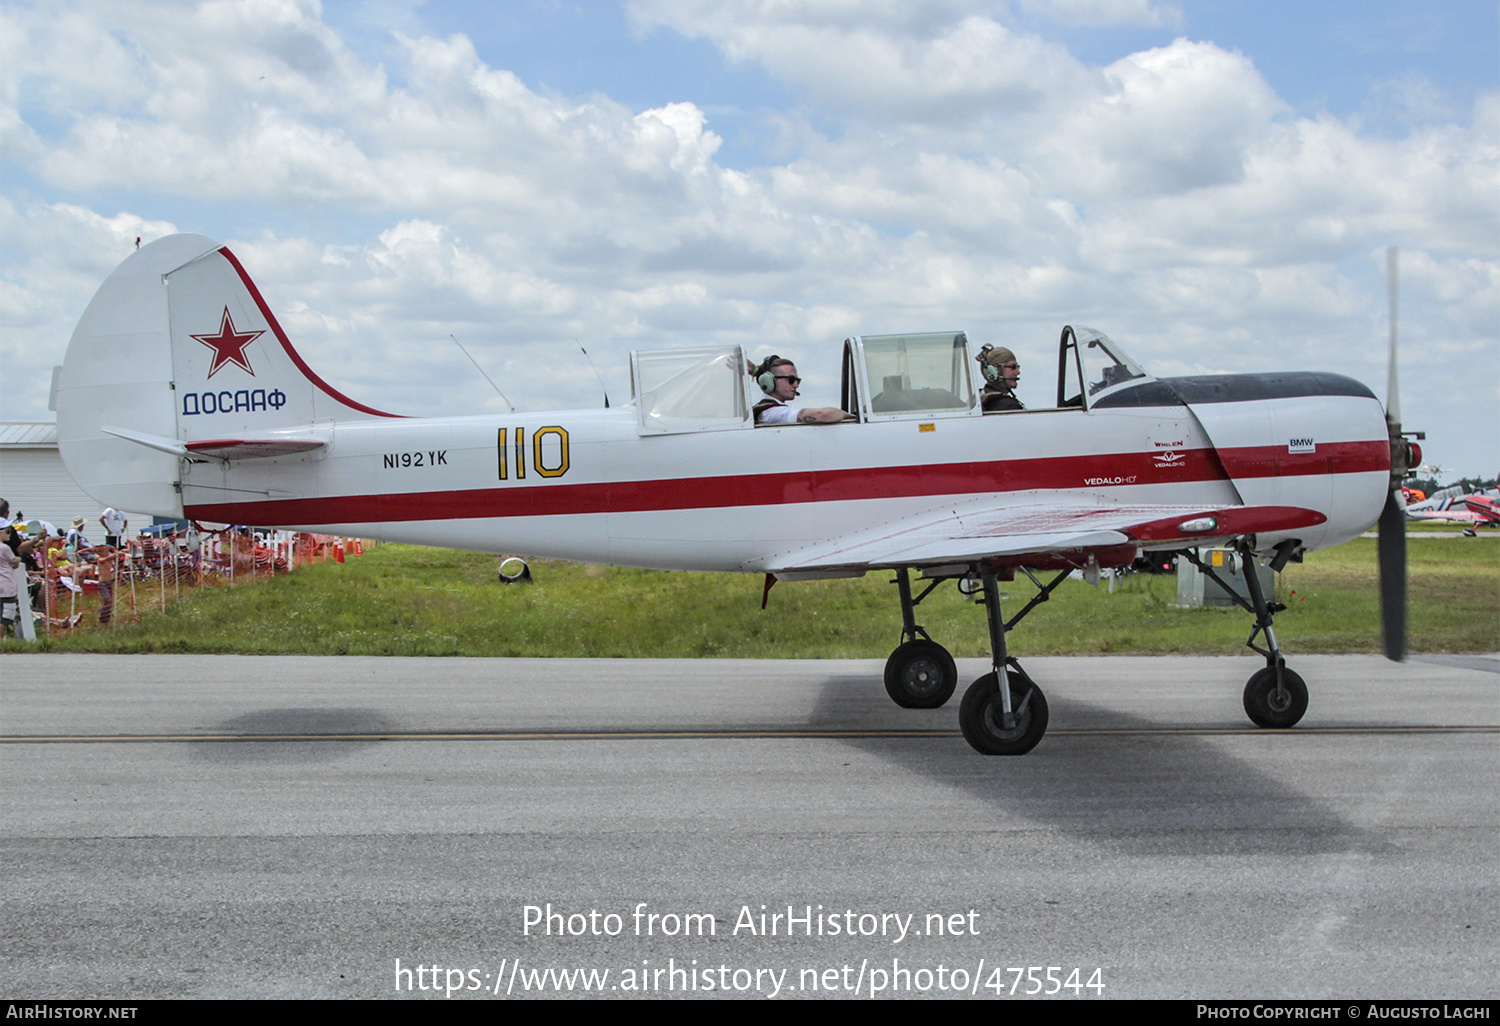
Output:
(450, 334), (515, 413)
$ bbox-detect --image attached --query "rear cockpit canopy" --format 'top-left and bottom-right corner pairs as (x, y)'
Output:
(843, 331), (977, 421)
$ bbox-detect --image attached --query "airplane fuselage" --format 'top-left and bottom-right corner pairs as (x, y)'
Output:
(52, 234), (1408, 753)
(177, 386), (1390, 572)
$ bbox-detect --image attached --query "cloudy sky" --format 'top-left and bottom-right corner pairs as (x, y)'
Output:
(2, 0), (1495, 479)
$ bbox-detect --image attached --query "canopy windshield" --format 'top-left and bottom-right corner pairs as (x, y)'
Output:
(1058, 326), (1152, 409)
(630, 345), (752, 434)
(852, 331), (975, 419)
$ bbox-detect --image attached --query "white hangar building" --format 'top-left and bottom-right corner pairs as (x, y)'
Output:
(0, 422), (152, 535)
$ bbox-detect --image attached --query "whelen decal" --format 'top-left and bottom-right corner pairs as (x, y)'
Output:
(183, 440), (1389, 527)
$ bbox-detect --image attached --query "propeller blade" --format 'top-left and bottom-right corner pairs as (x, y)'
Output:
(1379, 245), (1407, 661)
(1378, 489), (1407, 660)
(1386, 247), (1400, 425)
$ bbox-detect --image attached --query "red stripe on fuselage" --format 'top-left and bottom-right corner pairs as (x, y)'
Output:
(1216, 444), (1387, 479)
(183, 440), (1388, 526)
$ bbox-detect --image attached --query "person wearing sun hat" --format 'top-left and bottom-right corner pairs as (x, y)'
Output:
(65, 516), (90, 552)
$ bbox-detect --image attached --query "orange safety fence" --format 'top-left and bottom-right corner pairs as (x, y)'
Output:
(14, 529), (374, 639)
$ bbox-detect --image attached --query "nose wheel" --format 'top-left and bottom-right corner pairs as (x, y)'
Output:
(1185, 541), (1312, 731)
(1242, 665), (1308, 729)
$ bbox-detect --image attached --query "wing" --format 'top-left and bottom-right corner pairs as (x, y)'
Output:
(769, 499), (1328, 573)
(1407, 509), (1486, 523)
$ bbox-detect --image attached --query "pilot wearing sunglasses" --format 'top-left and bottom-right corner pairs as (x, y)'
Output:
(752, 356), (854, 425)
(976, 345), (1024, 412)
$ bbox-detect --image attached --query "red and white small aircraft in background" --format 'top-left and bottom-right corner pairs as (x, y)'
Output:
(54, 235), (1421, 755)
(1406, 490), (1499, 532)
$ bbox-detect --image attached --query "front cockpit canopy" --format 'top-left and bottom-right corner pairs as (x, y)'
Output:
(1057, 326), (1152, 410)
(630, 345), (754, 434)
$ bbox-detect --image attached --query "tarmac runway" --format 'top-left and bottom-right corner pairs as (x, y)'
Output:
(2, 653), (1496, 1000)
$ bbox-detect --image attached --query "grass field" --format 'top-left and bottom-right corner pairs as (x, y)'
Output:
(6, 534), (1496, 658)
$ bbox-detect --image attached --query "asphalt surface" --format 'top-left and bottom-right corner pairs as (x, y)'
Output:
(2, 653), (1496, 1000)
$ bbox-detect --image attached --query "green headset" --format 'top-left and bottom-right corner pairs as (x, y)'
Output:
(756, 355), (787, 394)
(976, 344), (1014, 385)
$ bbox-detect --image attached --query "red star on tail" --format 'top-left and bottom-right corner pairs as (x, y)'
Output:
(191, 308), (265, 378)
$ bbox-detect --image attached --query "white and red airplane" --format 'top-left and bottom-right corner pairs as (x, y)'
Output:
(1406, 491), (1499, 531)
(53, 234), (1421, 754)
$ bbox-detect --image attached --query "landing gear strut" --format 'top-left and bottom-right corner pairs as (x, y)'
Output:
(957, 563), (1054, 755)
(885, 562), (1071, 754)
(883, 569), (957, 707)
(1184, 540), (1308, 729)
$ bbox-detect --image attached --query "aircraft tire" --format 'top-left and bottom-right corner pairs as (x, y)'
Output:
(884, 640), (958, 708)
(959, 671), (1048, 756)
(1242, 667), (1308, 729)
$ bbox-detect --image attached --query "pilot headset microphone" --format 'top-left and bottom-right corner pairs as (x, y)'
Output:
(977, 344), (1017, 385)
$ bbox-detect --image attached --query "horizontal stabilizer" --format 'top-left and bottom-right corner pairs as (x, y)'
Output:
(184, 438), (325, 460)
(102, 425), (325, 461)
(99, 425), (188, 457)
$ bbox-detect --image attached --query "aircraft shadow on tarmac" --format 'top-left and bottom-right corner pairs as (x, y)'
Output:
(187, 670), (1380, 858)
(806, 671), (1381, 860)
(193, 707), (399, 764)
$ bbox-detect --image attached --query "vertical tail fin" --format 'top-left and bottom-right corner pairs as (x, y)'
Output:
(57, 234), (399, 518)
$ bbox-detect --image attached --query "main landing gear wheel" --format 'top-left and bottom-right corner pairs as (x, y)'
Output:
(884, 640), (958, 708)
(1242, 666), (1308, 729)
(959, 671), (1049, 755)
